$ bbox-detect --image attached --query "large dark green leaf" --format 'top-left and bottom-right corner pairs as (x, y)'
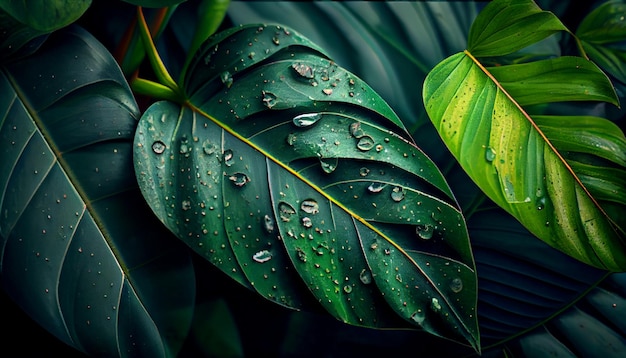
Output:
(423, 0), (626, 271)
(134, 23), (479, 350)
(0, 25), (194, 357)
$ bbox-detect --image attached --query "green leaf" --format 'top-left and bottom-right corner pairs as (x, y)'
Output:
(134, 24), (479, 351)
(576, 0), (626, 83)
(467, 0), (568, 57)
(0, 25), (195, 356)
(423, 49), (626, 271)
(0, 0), (92, 32)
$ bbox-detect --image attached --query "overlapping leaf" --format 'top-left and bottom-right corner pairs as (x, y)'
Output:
(0, 25), (194, 357)
(576, 0), (626, 84)
(134, 23), (479, 350)
(423, 0), (626, 271)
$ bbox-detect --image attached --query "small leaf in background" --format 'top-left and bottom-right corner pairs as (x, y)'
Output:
(466, 0), (568, 57)
(576, 0), (626, 84)
(134, 23), (480, 351)
(0, 0), (91, 32)
(423, 0), (626, 271)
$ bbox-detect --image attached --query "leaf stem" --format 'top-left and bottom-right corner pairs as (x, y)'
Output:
(136, 6), (183, 101)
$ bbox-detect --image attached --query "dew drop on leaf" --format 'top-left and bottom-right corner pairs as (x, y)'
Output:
(359, 269), (372, 284)
(319, 157), (338, 173)
(202, 139), (216, 155)
(300, 199), (319, 214)
(349, 122), (364, 138)
(536, 196), (546, 210)
(391, 186), (405, 202)
(356, 136), (375, 151)
(278, 201), (296, 222)
(253, 249), (272, 263)
(220, 71), (233, 88)
(416, 223), (434, 240)
(449, 277), (463, 293)
(301, 217), (312, 228)
(263, 215), (275, 233)
(411, 309), (425, 325)
(292, 62), (314, 78)
(181, 200), (192, 211)
(262, 90), (277, 108)
(228, 173), (250, 187)
(223, 149), (234, 166)
(485, 146), (496, 162)
(359, 167), (370, 177)
(367, 182), (386, 193)
(431, 297), (441, 312)
(293, 113), (322, 128)
(151, 141), (166, 154)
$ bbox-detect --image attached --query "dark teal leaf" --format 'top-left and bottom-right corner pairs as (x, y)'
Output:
(0, 25), (194, 357)
(134, 23), (479, 350)
(0, 0), (91, 32)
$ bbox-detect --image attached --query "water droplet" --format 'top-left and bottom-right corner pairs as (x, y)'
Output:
(449, 277), (463, 293)
(223, 149), (234, 166)
(349, 122), (364, 138)
(411, 309), (425, 325)
(296, 248), (307, 262)
(536, 196), (546, 210)
(293, 113), (322, 128)
(152, 141), (166, 154)
(292, 62), (314, 78)
(202, 140), (217, 155)
(220, 71), (233, 88)
(278, 202), (296, 222)
(181, 200), (192, 211)
(391, 186), (405, 202)
(485, 147), (496, 162)
(320, 157), (338, 173)
(343, 285), (352, 294)
(263, 215), (274, 233)
(262, 90), (277, 109)
(300, 199), (319, 215)
(367, 182), (386, 193)
(430, 297), (441, 312)
(301, 217), (312, 228)
(272, 36), (280, 45)
(253, 249), (272, 263)
(356, 136), (375, 151)
(359, 167), (370, 177)
(322, 88), (333, 95)
(228, 173), (250, 187)
(286, 133), (297, 145)
(179, 137), (192, 156)
(415, 223), (434, 240)
(536, 187), (544, 198)
(359, 269), (372, 284)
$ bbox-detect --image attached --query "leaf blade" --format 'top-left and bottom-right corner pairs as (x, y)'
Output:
(423, 51), (626, 271)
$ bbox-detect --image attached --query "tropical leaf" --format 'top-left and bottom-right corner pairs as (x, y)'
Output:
(509, 273), (626, 357)
(0, 25), (195, 357)
(0, 0), (92, 32)
(423, 0), (626, 271)
(576, 0), (626, 84)
(134, 23), (479, 350)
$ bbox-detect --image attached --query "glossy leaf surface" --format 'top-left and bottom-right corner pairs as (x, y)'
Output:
(0, 25), (195, 357)
(423, 0), (626, 271)
(134, 23), (479, 350)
